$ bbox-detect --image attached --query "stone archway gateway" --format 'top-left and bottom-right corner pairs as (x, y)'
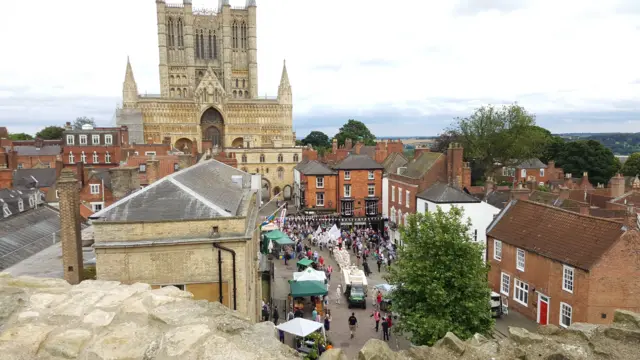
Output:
(283, 185), (292, 200)
(273, 186), (281, 198)
(261, 178), (271, 201)
(175, 138), (193, 153)
(200, 107), (224, 149)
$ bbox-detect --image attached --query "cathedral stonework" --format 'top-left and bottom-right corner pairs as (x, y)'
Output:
(117, 0), (301, 199)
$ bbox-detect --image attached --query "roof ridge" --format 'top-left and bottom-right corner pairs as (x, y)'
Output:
(519, 199), (627, 225)
(169, 178), (232, 216)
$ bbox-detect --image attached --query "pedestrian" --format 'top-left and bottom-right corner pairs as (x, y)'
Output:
(294, 307), (303, 318)
(261, 302), (269, 322)
(318, 255), (324, 267)
(348, 312), (358, 339)
(376, 291), (382, 308)
(278, 329), (285, 343)
(312, 308), (318, 321)
(272, 305), (279, 324)
(371, 309), (381, 332)
(336, 284), (342, 304)
(324, 310), (332, 331)
(287, 308), (295, 321)
(381, 315), (390, 341)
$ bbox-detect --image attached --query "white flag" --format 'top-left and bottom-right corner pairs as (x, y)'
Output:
(328, 224), (341, 240)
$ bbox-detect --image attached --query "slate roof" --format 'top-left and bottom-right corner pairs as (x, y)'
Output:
(91, 171), (112, 190)
(0, 188), (38, 216)
(417, 183), (480, 203)
(297, 160), (336, 175)
(484, 191), (511, 209)
(4, 145), (62, 156)
(0, 206), (82, 271)
(487, 200), (625, 270)
(381, 152), (409, 174)
(402, 152), (443, 178)
(13, 168), (58, 189)
(355, 146), (376, 160)
(517, 158), (547, 169)
(333, 154), (384, 170)
(294, 159), (309, 171)
(90, 159), (253, 222)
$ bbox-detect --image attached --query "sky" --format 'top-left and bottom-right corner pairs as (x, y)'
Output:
(2, 0), (640, 138)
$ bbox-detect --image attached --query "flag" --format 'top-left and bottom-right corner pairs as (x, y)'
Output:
(279, 207), (287, 229)
(267, 214), (275, 222)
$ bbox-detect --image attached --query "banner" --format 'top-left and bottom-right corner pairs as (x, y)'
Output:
(279, 207), (287, 229)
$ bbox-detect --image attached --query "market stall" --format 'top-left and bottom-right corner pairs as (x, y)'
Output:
(263, 229), (295, 258)
(275, 317), (327, 354)
(289, 280), (328, 316)
(293, 267), (327, 282)
(296, 258), (315, 272)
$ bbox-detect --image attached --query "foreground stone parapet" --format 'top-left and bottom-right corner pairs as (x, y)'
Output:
(1, 273), (639, 360)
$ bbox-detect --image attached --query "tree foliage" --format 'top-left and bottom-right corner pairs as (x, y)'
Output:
(451, 104), (546, 177)
(432, 131), (460, 153)
(35, 126), (65, 140)
(555, 140), (619, 186)
(8, 133), (34, 140)
(335, 119), (376, 146)
(387, 207), (493, 346)
(300, 131), (331, 148)
(621, 153), (640, 177)
(73, 116), (96, 130)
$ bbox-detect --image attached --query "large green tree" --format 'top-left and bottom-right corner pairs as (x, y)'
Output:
(432, 131), (460, 153)
(335, 119), (376, 146)
(451, 104), (546, 177)
(300, 131), (331, 148)
(621, 153), (640, 177)
(73, 116), (96, 130)
(555, 140), (619, 185)
(8, 133), (34, 140)
(35, 126), (65, 140)
(387, 207), (493, 346)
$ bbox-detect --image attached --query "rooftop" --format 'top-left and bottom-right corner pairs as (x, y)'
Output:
(13, 168), (58, 189)
(333, 154), (384, 170)
(517, 158), (547, 169)
(417, 183), (480, 203)
(487, 200), (626, 270)
(296, 160), (336, 175)
(3, 145), (61, 156)
(401, 152), (443, 179)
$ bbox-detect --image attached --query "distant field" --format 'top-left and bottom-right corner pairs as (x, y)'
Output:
(399, 138), (436, 146)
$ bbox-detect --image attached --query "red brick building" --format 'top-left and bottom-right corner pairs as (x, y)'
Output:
(498, 159), (563, 186)
(295, 160), (338, 213)
(62, 123), (130, 169)
(303, 138), (404, 165)
(487, 200), (640, 327)
(333, 154), (384, 217)
(124, 154), (196, 186)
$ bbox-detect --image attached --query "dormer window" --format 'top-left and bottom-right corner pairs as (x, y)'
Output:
(18, 199), (24, 212)
(79, 135), (87, 145)
(29, 196), (35, 208)
(92, 134), (100, 145)
(66, 135), (75, 145)
(2, 204), (10, 217)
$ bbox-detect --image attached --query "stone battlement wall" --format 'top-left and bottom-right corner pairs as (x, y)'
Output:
(0, 273), (638, 360)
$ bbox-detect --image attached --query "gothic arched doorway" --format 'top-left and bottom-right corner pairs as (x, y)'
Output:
(273, 186), (281, 198)
(261, 178), (271, 202)
(200, 107), (224, 149)
(175, 138), (193, 153)
(231, 137), (244, 148)
(283, 185), (292, 200)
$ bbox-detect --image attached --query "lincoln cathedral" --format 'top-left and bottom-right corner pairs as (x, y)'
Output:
(116, 0), (301, 199)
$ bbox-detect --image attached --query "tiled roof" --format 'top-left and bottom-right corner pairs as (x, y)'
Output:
(125, 155), (181, 185)
(4, 145), (61, 156)
(484, 191), (511, 209)
(13, 168), (58, 189)
(381, 152), (408, 174)
(297, 160), (336, 175)
(294, 159), (310, 171)
(417, 183), (480, 203)
(356, 146), (376, 160)
(90, 171), (112, 190)
(90, 159), (253, 222)
(611, 191), (640, 206)
(333, 154), (384, 170)
(487, 200), (625, 270)
(517, 158), (547, 169)
(402, 152), (442, 178)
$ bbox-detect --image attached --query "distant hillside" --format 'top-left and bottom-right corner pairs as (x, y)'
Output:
(557, 133), (640, 155)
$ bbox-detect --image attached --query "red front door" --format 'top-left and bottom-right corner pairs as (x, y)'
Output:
(538, 295), (549, 325)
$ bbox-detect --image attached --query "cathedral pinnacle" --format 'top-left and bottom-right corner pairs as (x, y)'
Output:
(125, 56), (136, 85)
(279, 60), (290, 88)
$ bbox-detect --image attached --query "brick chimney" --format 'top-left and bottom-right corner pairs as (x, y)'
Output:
(345, 138), (353, 150)
(447, 143), (464, 188)
(54, 159), (63, 179)
(75, 162), (85, 187)
(485, 176), (495, 196)
(0, 146), (6, 169)
(579, 171), (593, 190)
(414, 146), (431, 159)
(57, 168), (83, 285)
(579, 203), (590, 215)
(146, 157), (160, 184)
(511, 183), (530, 200)
(332, 138), (338, 154)
(610, 173), (625, 198)
(559, 187), (570, 199)
(355, 141), (363, 155)
(64, 122), (72, 130)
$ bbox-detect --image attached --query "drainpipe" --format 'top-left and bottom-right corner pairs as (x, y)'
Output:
(216, 247), (223, 305)
(213, 243), (237, 310)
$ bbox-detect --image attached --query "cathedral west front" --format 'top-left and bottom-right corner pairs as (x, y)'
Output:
(117, 0), (301, 200)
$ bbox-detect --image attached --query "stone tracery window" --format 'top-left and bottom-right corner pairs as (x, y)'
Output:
(232, 21), (238, 48)
(167, 17), (175, 48)
(241, 154), (247, 163)
(199, 30), (205, 58)
(277, 167), (284, 180)
(293, 153), (299, 162)
(277, 154), (283, 163)
(177, 18), (184, 47)
(208, 31), (215, 59)
(259, 154), (265, 163)
(241, 21), (247, 49)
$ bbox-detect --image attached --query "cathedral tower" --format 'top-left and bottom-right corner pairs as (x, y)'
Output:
(122, 57), (138, 108)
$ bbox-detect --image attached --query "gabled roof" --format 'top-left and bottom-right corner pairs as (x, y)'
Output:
(517, 158), (547, 169)
(89, 171), (112, 190)
(381, 152), (409, 174)
(333, 154), (384, 170)
(13, 168), (57, 189)
(297, 160), (336, 176)
(417, 182), (480, 203)
(484, 191), (511, 209)
(4, 145), (61, 156)
(487, 200), (625, 270)
(90, 159), (253, 222)
(401, 152), (442, 179)
(294, 159), (310, 171)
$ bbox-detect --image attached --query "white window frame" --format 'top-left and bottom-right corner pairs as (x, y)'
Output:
(368, 184), (375, 197)
(405, 190), (410, 208)
(391, 186), (395, 202)
(105, 134), (113, 145)
(92, 134), (100, 145)
(398, 187), (402, 205)
(516, 248), (526, 271)
(67, 135), (75, 145)
(139, 164), (147, 173)
(18, 199), (24, 212)
(344, 184), (351, 198)
(500, 272), (510, 296)
(105, 152), (111, 163)
(17, 163), (23, 169)
(91, 202), (104, 212)
(494, 240), (502, 261)
(92, 151), (99, 163)
(90, 184), (101, 195)
(79, 134), (87, 145)
(368, 170), (374, 180)
(559, 302), (572, 328)
(69, 152), (75, 164)
(562, 265), (574, 293)
(29, 196), (35, 207)
(513, 279), (529, 306)
(80, 151), (87, 164)
(540, 168), (545, 177)
(2, 204), (10, 217)
(341, 200), (353, 215)
(344, 171), (350, 180)
(316, 176), (324, 189)
(316, 192), (324, 207)
(520, 169), (526, 178)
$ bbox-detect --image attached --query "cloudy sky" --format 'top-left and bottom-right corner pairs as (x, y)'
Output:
(2, 0), (640, 138)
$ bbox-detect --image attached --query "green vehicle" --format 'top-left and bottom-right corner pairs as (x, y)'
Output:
(347, 284), (367, 309)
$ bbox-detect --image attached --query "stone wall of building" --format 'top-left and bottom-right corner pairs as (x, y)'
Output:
(92, 218), (247, 242)
(0, 273), (638, 359)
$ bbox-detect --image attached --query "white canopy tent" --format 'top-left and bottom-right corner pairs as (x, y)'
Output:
(293, 267), (327, 282)
(276, 317), (326, 342)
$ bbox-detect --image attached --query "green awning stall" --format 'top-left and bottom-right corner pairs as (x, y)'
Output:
(263, 230), (295, 245)
(289, 280), (328, 297)
(297, 258), (314, 267)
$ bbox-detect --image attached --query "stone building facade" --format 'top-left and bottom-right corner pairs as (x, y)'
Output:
(116, 1), (301, 198)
